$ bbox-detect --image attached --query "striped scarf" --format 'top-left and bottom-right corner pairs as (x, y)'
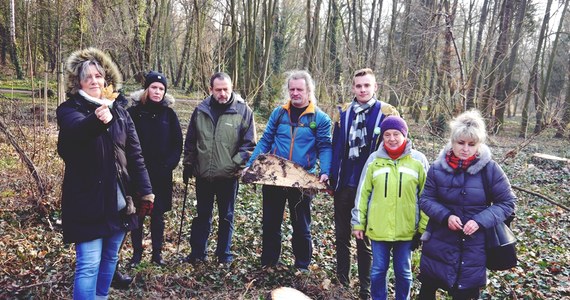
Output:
(348, 98), (376, 159)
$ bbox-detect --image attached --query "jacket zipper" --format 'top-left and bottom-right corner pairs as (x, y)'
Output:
(384, 173), (388, 198)
(399, 172), (403, 198)
(288, 126), (296, 160)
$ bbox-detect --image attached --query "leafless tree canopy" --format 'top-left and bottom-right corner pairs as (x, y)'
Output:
(1, 0), (569, 137)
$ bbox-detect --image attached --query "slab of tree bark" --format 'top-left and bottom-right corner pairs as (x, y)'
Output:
(242, 154), (329, 191)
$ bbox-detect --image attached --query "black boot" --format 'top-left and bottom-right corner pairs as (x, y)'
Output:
(151, 214), (166, 266)
(111, 270), (133, 289)
(152, 251), (166, 266)
(128, 251), (142, 268)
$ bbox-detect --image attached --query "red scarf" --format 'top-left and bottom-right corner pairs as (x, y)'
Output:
(384, 140), (407, 160)
(446, 150), (478, 170)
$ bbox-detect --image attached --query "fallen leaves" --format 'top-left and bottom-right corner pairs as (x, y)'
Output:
(1, 114), (570, 299)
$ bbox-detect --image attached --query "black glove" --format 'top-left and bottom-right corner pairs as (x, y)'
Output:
(411, 232), (422, 251)
(183, 166), (192, 184)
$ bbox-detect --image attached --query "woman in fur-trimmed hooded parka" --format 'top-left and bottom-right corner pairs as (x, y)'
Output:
(127, 71), (183, 267)
(57, 47), (154, 299)
(417, 110), (516, 300)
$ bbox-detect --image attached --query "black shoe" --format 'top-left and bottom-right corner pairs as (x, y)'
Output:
(152, 256), (166, 267)
(183, 255), (206, 265)
(128, 253), (142, 268)
(111, 271), (133, 289)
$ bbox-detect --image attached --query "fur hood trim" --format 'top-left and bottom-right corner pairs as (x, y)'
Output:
(129, 89), (175, 107)
(66, 47), (123, 94)
(435, 143), (492, 175)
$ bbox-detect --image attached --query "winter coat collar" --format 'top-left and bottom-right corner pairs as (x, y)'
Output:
(373, 138), (414, 160)
(78, 90), (114, 107)
(197, 92), (244, 112)
(282, 100), (317, 115)
(435, 143), (492, 175)
(66, 48), (123, 95)
(129, 89), (176, 107)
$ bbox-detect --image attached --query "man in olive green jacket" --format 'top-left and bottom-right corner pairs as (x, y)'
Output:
(182, 72), (256, 264)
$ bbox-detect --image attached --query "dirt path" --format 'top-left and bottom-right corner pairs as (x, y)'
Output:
(0, 88), (33, 95)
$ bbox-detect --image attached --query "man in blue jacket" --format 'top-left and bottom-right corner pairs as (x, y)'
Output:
(245, 70), (332, 271)
(330, 68), (398, 299)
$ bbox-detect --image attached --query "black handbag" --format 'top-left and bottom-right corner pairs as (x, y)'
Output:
(481, 165), (517, 271)
(485, 221), (517, 270)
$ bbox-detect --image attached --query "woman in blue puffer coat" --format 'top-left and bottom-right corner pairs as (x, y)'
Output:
(418, 110), (516, 300)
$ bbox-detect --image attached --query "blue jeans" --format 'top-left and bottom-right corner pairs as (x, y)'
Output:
(261, 185), (313, 269)
(73, 230), (126, 299)
(189, 177), (238, 262)
(371, 240), (413, 300)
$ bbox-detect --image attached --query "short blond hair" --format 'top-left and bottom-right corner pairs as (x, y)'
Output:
(449, 110), (487, 144)
(353, 68), (374, 77)
(353, 68), (376, 84)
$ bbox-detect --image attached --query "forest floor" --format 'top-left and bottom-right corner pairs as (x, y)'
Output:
(0, 95), (569, 299)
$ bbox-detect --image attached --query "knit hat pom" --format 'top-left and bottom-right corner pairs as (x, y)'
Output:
(380, 115), (408, 137)
(144, 71), (168, 92)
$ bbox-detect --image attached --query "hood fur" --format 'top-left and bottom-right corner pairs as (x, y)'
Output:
(129, 89), (175, 107)
(66, 47), (123, 94)
(435, 143), (492, 175)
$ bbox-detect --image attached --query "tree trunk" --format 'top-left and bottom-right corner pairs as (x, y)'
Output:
(520, 0), (553, 136)
(499, 0), (527, 123)
(488, 0), (515, 133)
(175, 4), (194, 87)
(385, 0), (398, 106)
(364, 0), (377, 64)
(9, 0), (24, 79)
(465, 0), (490, 109)
(230, 0), (239, 85)
(554, 54), (570, 138)
(532, 0), (554, 133)
(540, 0), (569, 128)
(253, 0), (277, 108)
(370, 0), (384, 69)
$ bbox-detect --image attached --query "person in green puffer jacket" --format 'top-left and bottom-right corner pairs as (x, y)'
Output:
(352, 116), (429, 300)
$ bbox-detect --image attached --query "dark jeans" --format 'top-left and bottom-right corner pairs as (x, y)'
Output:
(261, 185), (313, 269)
(189, 177), (238, 262)
(334, 186), (372, 298)
(418, 280), (480, 300)
(131, 209), (165, 259)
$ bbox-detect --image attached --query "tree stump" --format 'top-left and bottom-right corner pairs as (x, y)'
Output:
(530, 153), (570, 170)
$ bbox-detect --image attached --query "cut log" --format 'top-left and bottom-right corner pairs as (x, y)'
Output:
(242, 154), (329, 191)
(530, 153), (570, 169)
(268, 287), (311, 300)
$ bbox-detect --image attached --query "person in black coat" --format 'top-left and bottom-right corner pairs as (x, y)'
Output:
(127, 71), (183, 266)
(57, 47), (154, 299)
(418, 110), (516, 300)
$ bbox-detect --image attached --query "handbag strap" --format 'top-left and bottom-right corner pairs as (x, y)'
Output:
(481, 162), (515, 226)
(481, 165), (492, 206)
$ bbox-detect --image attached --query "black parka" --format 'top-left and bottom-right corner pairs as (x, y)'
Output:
(57, 93), (153, 244)
(127, 91), (183, 213)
